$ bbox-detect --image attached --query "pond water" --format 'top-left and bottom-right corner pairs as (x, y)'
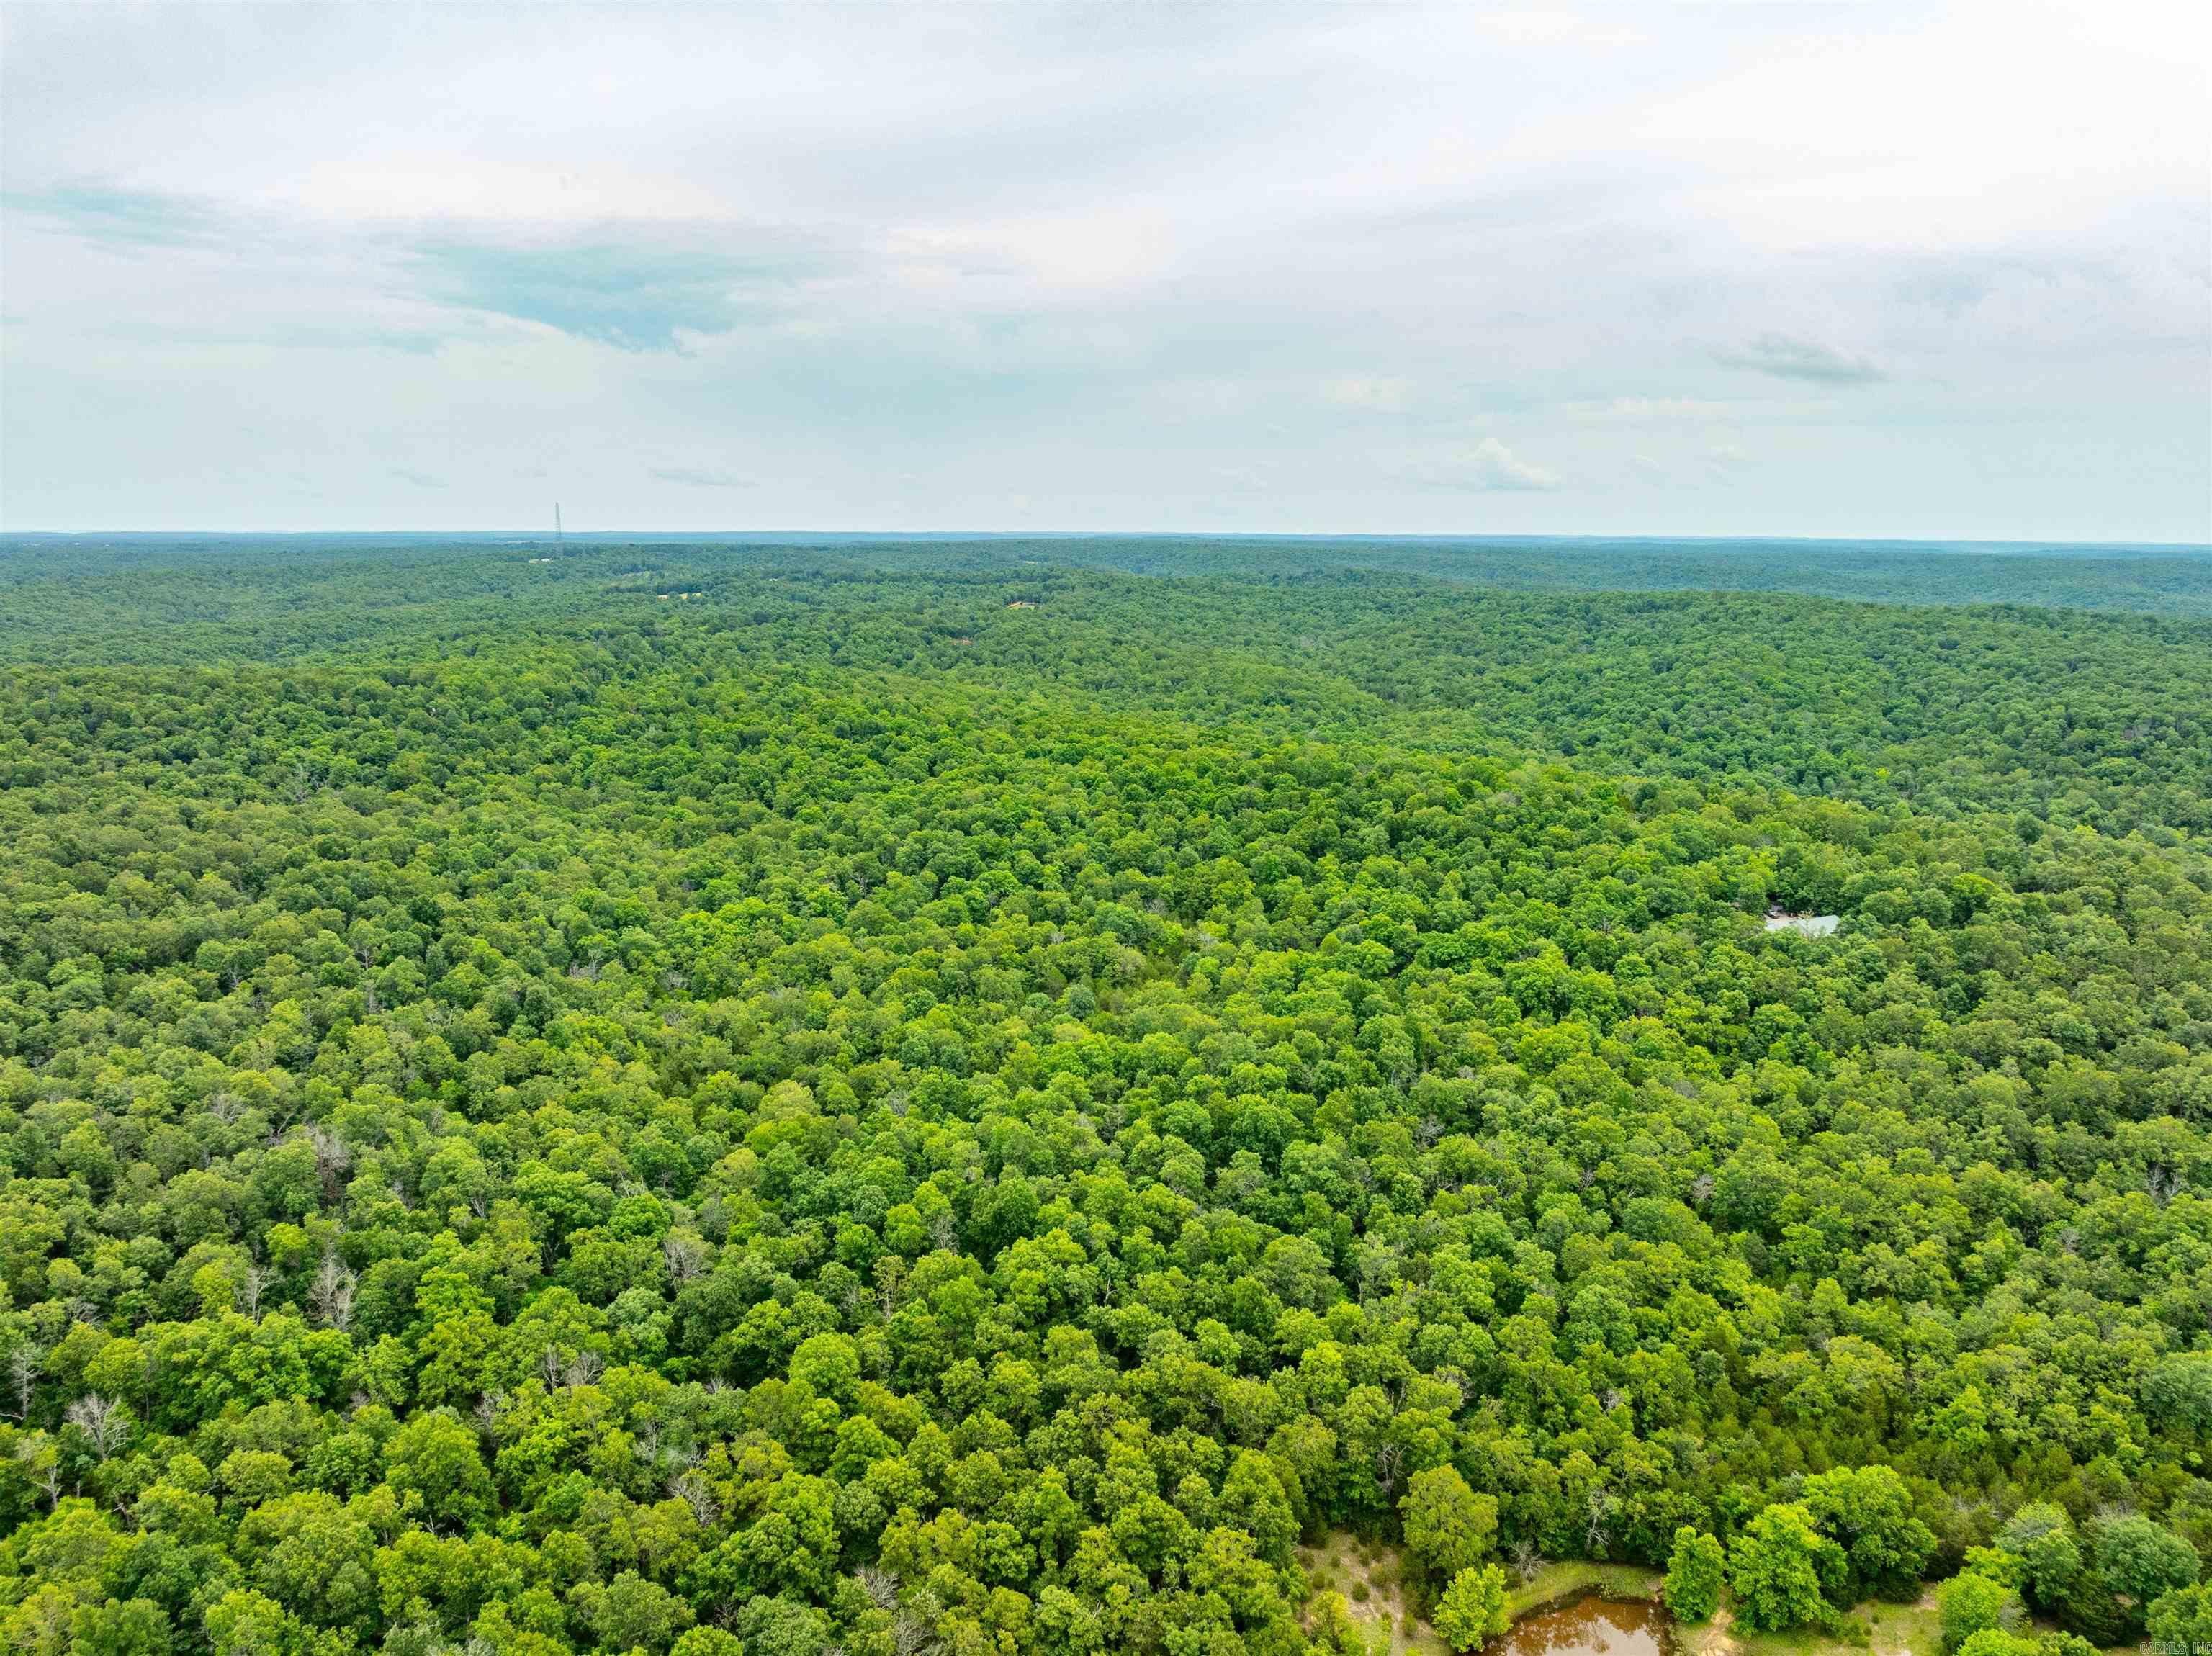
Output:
(1492, 1596), (1673, 1656)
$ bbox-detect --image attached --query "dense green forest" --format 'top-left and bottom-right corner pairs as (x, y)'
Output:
(0, 538), (2206, 1656)
(6, 541), (2210, 833)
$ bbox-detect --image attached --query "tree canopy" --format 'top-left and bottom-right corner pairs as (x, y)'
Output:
(0, 536), (2205, 1656)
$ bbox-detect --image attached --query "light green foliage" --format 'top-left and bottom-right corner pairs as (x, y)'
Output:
(234, 1491), (377, 1628)
(1952, 1632), (2041, 1656)
(1401, 1465), (1498, 1585)
(2149, 1583), (2212, 1656)
(1434, 1565), (1510, 1652)
(71, 1598), (174, 1656)
(572, 1572), (691, 1654)
(0, 539), (2207, 1656)
(381, 1410), (495, 1530)
(202, 1590), (301, 1656)
(1803, 1464), (1936, 1601)
(667, 1630), (743, 1656)
(1731, 1504), (1843, 1634)
(1665, 1526), (1727, 1623)
(1940, 1570), (2020, 1654)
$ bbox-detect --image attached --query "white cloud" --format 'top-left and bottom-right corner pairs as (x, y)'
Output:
(1475, 10), (1644, 50)
(892, 207), (1178, 296)
(0, 1), (2203, 536)
(1565, 397), (1737, 423)
(1321, 375), (1413, 413)
(1715, 334), (1887, 386)
(650, 467), (757, 490)
(1401, 437), (1562, 492)
(296, 159), (734, 225)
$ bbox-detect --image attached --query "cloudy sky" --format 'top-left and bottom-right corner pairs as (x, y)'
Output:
(2, 2), (2206, 539)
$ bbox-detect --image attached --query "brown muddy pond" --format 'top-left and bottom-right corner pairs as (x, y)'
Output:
(1491, 1596), (1673, 1656)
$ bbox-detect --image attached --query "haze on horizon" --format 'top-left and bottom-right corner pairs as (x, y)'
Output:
(1, 1), (2207, 543)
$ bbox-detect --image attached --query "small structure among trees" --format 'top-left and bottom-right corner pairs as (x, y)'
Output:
(1765, 908), (1840, 937)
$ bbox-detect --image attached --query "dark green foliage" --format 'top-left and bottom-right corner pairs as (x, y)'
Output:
(2095, 1516), (2201, 1623)
(0, 538), (2205, 1656)
(1997, 1503), (2082, 1612)
(1802, 1464), (1936, 1602)
(7, 537), (2212, 834)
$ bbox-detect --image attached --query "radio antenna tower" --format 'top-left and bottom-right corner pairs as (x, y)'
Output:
(554, 503), (564, 549)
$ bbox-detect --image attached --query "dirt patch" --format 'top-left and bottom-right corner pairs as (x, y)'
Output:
(1682, 1604), (1738, 1656)
(1298, 1534), (1447, 1656)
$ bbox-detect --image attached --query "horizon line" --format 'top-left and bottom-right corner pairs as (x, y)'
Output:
(2, 528), (2208, 553)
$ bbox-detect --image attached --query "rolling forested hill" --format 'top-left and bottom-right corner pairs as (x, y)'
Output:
(0, 538), (2206, 1656)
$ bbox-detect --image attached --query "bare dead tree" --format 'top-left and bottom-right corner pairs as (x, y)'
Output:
(7, 1344), (45, 1420)
(670, 1470), (720, 1528)
(239, 1263), (272, 1321)
(1584, 1483), (1617, 1557)
(307, 1124), (353, 1205)
(64, 1393), (128, 1462)
(14, 1435), (62, 1510)
(874, 1257), (909, 1318)
(309, 1249), (357, 1331)
(854, 1567), (901, 1613)
(891, 1611), (941, 1656)
(663, 1233), (709, 1284)
(1511, 1538), (1544, 1585)
(1374, 1441), (1406, 1499)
